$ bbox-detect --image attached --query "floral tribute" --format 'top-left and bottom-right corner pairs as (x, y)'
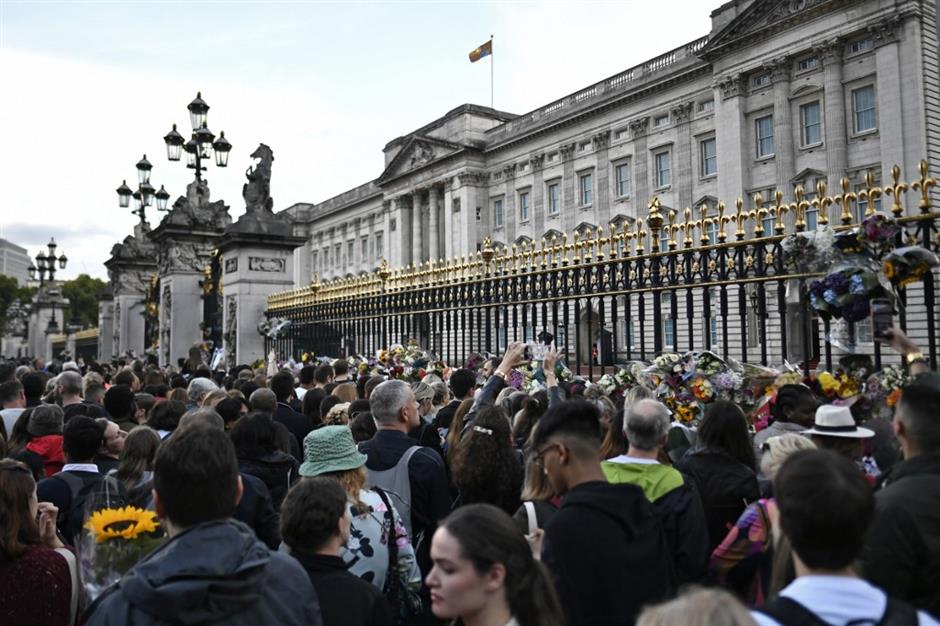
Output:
(81, 505), (165, 600)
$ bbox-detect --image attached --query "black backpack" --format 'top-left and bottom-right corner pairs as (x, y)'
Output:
(53, 472), (124, 545)
(757, 595), (918, 626)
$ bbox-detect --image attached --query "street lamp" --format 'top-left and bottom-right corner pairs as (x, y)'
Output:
(163, 91), (232, 182)
(116, 154), (169, 223)
(34, 237), (66, 287)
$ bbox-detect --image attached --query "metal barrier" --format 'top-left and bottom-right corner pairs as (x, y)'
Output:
(266, 161), (940, 379)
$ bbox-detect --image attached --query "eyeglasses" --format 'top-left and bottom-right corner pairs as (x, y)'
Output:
(532, 442), (562, 468)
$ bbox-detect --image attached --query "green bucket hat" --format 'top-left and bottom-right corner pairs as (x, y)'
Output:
(299, 425), (368, 477)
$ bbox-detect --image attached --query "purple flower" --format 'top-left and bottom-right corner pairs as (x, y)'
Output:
(826, 272), (849, 292)
(810, 280), (827, 298)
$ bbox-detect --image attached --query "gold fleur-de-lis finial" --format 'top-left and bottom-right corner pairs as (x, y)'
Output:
(884, 164), (908, 217)
(912, 159), (938, 213)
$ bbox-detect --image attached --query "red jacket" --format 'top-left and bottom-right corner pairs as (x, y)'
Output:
(25, 434), (64, 477)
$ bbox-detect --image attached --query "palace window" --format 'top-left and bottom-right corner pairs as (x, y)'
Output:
(361, 237), (368, 260)
(800, 101), (822, 146)
(855, 181), (884, 219)
(654, 114), (669, 127)
(347, 241), (354, 264)
(323, 248), (329, 268)
(547, 182), (560, 215)
(852, 86), (877, 133)
(654, 151), (671, 188)
(519, 191), (530, 222)
(334, 244), (341, 267)
(375, 232), (384, 258)
(494, 198), (504, 228)
(623, 319), (635, 347)
(662, 294), (675, 348)
(698, 99), (714, 113)
(756, 115), (774, 158)
(752, 73), (771, 88)
(615, 163), (631, 197)
(849, 38), (874, 55)
(797, 57), (819, 72)
(701, 138), (717, 177)
(580, 173), (593, 206)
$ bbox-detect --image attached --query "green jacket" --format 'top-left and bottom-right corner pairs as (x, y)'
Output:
(602, 460), (685, 502)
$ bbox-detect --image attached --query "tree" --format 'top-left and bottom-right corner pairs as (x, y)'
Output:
(60, 274), (107, 329)
(0, 274), (36, 328)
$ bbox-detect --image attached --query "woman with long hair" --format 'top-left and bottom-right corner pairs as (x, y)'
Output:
(426, 503), (564, 626)
(0, 459), (77, 626)
(599, 386), (653, 460)
(512, 421), (561, 539)
(677, 401), (760, 553)
(451, 407), (523, 515)
(709, 433), (816, 605)
(112, 426), (162, 508)
(445, 398), (475, 465)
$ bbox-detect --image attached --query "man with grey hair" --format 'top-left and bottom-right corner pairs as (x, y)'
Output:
(58, 371), (108, 421)
(249, 387), (300, 460)
(186, 377), (218, 409)
(359, 379), (451, 579)
(179, 407), (225, 431)
(602, 398), (709, 583)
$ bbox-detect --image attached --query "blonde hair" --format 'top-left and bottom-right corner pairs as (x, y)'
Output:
(201, 389), (229, 408)
(760, 433), (817, 479)
(324, 402), (351, 426)
(332, 383), (358, 403)
(319, 465), (367, 513)
(637, 588), (757, 626)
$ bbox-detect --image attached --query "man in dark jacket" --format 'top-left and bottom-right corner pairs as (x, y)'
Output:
(602, 399), (709, 584)
(431, 367), (476, 440)
(861, 380), (940, 617)
(85, 425), (321, 625)
(270, 371), (313, 459)
(536, 400), (675, 626)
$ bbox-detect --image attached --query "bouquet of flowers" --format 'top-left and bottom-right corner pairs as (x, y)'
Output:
(780, 226), (832, 273)
(884, 246), (940, 287)
(864, 364), (912, 418)
(808, 265), (886, 322)
(80, 505), (165, 600)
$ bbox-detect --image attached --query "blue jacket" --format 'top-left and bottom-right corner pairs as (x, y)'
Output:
(85, 519), (322, 626)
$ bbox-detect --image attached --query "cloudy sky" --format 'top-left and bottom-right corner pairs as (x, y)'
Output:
(0, 1), (709, 280)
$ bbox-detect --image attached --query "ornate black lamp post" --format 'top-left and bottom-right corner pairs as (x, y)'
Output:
(163, 92), (232, 182)
(116, 155), (170, 222)
(27, 238), (68, 334)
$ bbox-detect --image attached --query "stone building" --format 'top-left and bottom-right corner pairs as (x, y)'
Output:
(274, 0), (939, 364)
(0, 238), (31, 286)
(284, 0), (937, 278)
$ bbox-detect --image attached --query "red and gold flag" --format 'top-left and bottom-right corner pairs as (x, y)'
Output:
(468, 39), (493, 63)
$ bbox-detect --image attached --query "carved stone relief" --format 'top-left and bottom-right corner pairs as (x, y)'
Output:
(249, 257), (285, 272)
(225, 258), (238, 274)
(161, 285), (171, 365)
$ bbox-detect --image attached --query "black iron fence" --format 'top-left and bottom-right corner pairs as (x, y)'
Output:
(266, 161), (940, 379)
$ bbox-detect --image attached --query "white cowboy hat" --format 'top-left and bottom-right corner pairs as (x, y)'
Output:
(803, 404), (874, 439)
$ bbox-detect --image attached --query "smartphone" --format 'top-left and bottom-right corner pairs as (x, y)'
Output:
(871, 298), (894, 339)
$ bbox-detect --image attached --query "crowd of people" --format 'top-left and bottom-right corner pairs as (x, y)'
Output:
(0, 327), (938, 626)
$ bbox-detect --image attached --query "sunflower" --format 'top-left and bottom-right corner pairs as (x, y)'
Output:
(85, 506), (160, 544)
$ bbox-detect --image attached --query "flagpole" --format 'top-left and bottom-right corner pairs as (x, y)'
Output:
(490, 34), (494, 109)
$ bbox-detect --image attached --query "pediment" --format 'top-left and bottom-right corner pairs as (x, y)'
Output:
(542, 228), (564, 242)
(700, 0), (857, 60)
(693, 195), (718, 209)
(377, 134), (466, 184)
(790, 168), (827, 184)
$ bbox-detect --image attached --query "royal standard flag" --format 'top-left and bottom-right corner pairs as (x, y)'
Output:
(469, 39), (492, 63)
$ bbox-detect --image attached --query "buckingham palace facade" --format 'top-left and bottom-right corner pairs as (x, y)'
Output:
(273, 0), (939, 363)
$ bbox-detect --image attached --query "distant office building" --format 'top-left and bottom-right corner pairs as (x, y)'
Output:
(0, 238), (30, 285)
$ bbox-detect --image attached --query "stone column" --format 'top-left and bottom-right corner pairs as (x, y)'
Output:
(769, 58), (795, 202)
(715, 76), (747, 208)
(560, 143), (577, 231)
(817, 40), (849, 195)
(629, 118), (650, 217)
(218, 216), (306, 366)
(593, 131), (612, 225)
(97, 293), (114, 361)
(530, 154), (546, 236)
(442, 180), (454, 260)
(412, 189), (424, 265)
(671, 103), (694, 210)
(872, 27), (905, 180)
(429, 185), (440, 261)
(389, 197), (404, 268)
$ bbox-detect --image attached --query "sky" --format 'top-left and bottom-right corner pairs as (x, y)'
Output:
(0, 0), (710, 280)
